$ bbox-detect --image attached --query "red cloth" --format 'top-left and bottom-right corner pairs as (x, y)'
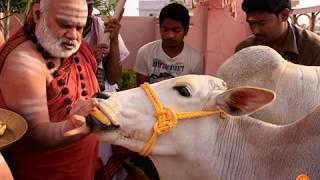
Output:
(0, 25), (99, 180)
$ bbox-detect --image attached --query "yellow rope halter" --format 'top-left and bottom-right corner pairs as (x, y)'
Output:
(139, 83), (229, 156)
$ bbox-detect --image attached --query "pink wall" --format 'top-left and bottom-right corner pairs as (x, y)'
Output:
(118, 16), (157, 69)
(204, 0), (251, 75)
(119, 0), (251, 75)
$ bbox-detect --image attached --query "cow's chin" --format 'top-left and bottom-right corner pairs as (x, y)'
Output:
(95, 129), (146, 153)
(95, 98), (144, 152)
(96, 129), (177, 156)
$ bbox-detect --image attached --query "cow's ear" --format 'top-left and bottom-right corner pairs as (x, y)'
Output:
(214, 87), (275, 116)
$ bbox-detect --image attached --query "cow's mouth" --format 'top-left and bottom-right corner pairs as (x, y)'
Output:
(86, 106), (120, 131)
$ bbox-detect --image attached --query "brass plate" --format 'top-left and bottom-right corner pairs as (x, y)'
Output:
(0, 108), (28, 150)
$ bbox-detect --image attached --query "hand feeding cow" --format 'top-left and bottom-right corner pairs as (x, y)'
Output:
(217, 45), (320, 124)
(89, 75), (320, 180)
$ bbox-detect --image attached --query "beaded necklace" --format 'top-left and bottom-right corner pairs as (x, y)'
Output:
(25, 25), (88, 113)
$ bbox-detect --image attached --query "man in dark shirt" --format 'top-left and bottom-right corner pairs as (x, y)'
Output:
(236, 0), (320, 65)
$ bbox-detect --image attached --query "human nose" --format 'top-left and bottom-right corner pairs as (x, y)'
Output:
(250, 24), (261, 35)
(65, 28), (78, 40)
(166, 30), (175, 38)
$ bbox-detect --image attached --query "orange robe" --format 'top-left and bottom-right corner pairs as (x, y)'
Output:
(0, 27), (99, 180)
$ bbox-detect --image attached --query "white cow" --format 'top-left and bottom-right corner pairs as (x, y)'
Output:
(93, 75), (320, 180)
(217, 46), (320, 124)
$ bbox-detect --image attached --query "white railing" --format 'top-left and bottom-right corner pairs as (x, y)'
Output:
(291, 5), (320, 34)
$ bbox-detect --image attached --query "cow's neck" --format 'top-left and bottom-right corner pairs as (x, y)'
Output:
(151, 113), (320, 179)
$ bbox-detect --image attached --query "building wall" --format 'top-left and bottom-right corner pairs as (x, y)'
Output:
(118, 16), (157, 69)
(138, 0), (169, 16)
(204, 0), (251, 75)
(138, 0), (193, 16)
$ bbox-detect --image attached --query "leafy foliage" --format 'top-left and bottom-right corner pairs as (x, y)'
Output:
(118, 69), (137, 90)
(0, 0), (33, 15)
(0, 0), (33, 40)
(94, 0), (118, 18)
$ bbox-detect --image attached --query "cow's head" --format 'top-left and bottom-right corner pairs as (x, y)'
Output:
(95, 75), (275, 156)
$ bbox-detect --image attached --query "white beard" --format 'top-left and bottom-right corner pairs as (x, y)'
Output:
(35, 15), (81, 58)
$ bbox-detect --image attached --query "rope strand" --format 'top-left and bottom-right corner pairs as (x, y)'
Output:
(139, 83), (228, 156)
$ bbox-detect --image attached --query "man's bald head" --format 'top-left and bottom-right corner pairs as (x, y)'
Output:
(40, 0), (87, 16)
(34, 0), (88, 58)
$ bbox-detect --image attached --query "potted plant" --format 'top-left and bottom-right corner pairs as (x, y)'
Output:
(0, 0), (33, 40)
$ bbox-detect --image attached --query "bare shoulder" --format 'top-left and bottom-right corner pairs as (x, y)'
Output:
(2, 41), (48, 78)
(0, 41), (49, 111)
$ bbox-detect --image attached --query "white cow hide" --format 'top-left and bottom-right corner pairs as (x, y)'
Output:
(217, 45), (320, 124)
(95, 75), (320, 180)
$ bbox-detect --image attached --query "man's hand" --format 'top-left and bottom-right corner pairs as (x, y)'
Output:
(104, 18), (121, 41)
(64, 98), (98, 136)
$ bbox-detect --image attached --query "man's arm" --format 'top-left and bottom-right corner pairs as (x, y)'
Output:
(0, 153), (13, 180)
(134, 46), (149, 86)
(0, 48), (95, 149)
(104, 19), (122, 85)
(0, 31), (5, 48)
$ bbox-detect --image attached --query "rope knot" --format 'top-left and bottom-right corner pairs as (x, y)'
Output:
(219, 110), (229, 120)
(140, 83), (230, 156)
(154, 107), (177, 135)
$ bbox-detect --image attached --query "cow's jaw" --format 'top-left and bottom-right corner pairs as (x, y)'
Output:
(96, 92), (156, 153)
(96, 129), (147, 152)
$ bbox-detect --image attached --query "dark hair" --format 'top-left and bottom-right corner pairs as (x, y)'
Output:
(242, 0), (291, 14)
(159, 2), (190, 32)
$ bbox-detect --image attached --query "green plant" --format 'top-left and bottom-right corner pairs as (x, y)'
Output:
(0, 0), (33, 40)
(0, 0), (33, 14)
(118, 69), (137, 91)
(94, 0), (118, 18)
(0, 0), (121, 39)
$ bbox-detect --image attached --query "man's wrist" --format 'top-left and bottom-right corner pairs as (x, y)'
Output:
(110, 37), (119, 44)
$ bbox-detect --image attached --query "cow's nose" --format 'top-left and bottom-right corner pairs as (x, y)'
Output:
(94, 92), (110, 99)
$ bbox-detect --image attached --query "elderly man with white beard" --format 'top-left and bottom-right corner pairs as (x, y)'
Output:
(0, 0), (101, 179)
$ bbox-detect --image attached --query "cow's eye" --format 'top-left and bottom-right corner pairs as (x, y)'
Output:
(173, 86), (191, 97)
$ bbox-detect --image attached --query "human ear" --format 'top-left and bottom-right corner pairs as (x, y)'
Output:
(184, 28), (189, 36)
(279, 8), (291, 22)
(32, 3), (41, 23)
